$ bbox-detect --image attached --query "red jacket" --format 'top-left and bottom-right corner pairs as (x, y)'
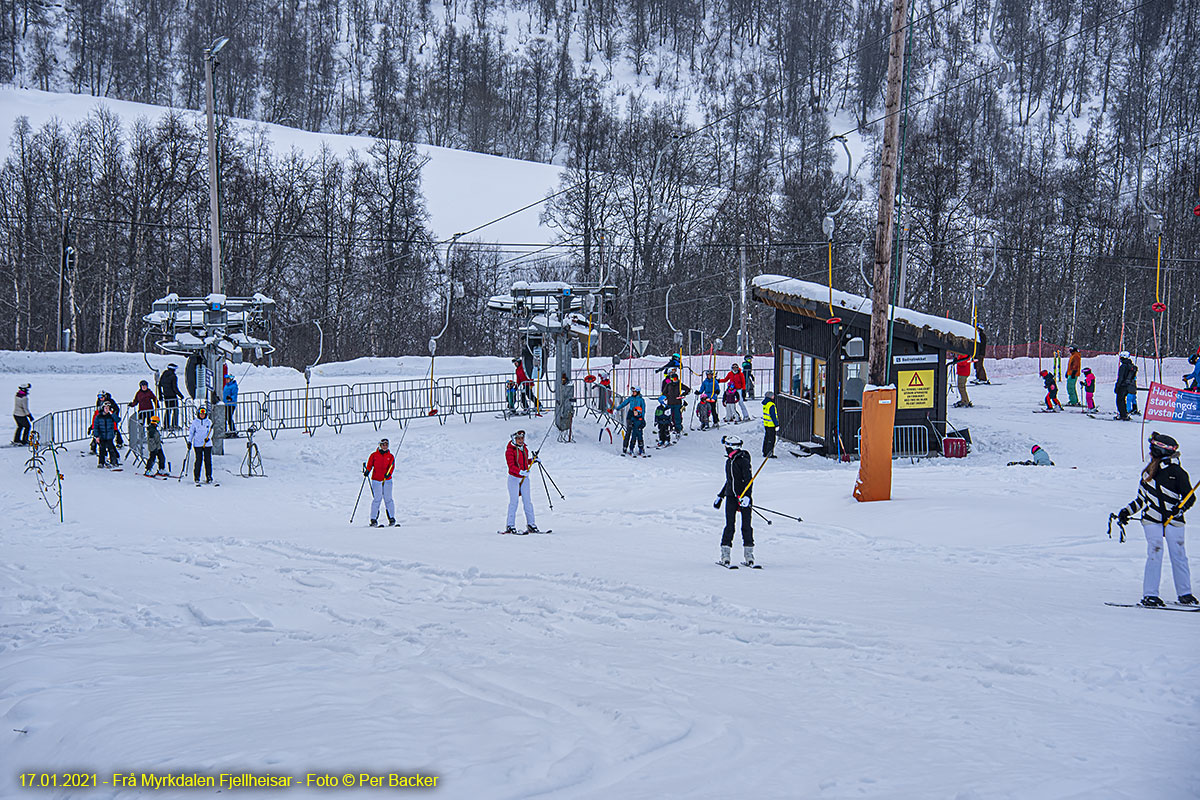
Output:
(952, 355), (971, 377)
(129, 387), (158, 412)
(506, 442), (531, 477)
(515, 363), (531, 385)
(366, 449), (395, 481)
(722, 370), (746, 391)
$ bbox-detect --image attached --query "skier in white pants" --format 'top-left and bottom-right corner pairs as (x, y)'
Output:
(503, 430), (540, 534)
(364, 438), (396, 527)
(1116, 431), (1196, 607)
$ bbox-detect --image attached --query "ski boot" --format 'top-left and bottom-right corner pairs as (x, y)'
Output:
(1178, 594), (1199, 606)
(743, 546), (755, 567)
(525, 524), (540, 534)
(387, 515), (396, 527)
(369, 519), (379, 527)
(1140, 595), (1165, 607)
(144, 469), (154, 476)
(718, 546), (732, 567)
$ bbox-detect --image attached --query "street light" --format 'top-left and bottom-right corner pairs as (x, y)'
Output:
(204, 36), (229, 296)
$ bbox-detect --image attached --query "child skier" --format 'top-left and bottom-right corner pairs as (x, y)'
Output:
(505, 380), (518, 414)
(1115, 432), (1196, 608)
(654, 396), (673, 448)
(93, 402), (120, 468)
(742, 355), (755, 399)
(1039, 370), (1064, 411)
(614, 387), (647, 456)
(1183, 353), (1199, 391)
(720, 364), (750, 421)
(503, 430), (540, 534)
(144, 415), (167, 476)
(697, 371), (720, 430)
(1081, 367), (1097, 412)
(714, 434), (755, 567)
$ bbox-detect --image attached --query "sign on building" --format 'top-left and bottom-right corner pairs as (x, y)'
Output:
(897, 369), (934, 409)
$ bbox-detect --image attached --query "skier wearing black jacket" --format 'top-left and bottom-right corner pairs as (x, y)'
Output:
(157, 363), (183, 430)
(714, 435), (755, 566)
(1116, 432), (1196, 607)
(1114, 352), (1136, 420)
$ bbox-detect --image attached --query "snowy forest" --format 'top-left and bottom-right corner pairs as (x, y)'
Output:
(1, 0), (1198, 365)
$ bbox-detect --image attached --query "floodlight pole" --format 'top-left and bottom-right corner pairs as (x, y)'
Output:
(205, 36), (229, 297)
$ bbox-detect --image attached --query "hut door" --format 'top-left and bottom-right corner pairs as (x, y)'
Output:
(813, 358), (827, 437)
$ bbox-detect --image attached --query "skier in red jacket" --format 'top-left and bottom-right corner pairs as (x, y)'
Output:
(363, 438), (396, 526)
(513, 357), (538, 413)
(720, 364), (750, 422)
(504, 430), (540, 534)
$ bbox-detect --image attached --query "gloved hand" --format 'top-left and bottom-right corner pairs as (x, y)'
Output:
(115, 436), (124, 447)
(362, 463), (369, 477)
(532, 450), (539, 459)
(713, 495), (723, 509)
(186, 442), (192, 450)
(519, 469), (529, 477)
(739, 496), (750, 509)
(1117, 508), (1130, 525)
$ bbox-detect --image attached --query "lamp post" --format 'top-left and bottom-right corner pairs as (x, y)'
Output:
(204, 36), (229, 296)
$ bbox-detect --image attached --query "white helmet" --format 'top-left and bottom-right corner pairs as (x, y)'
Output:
(1118, 350), (1130, 359)
(722, 435), (743, 449)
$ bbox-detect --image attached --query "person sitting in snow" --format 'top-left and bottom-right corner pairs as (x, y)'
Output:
(1039, 370), (1064, 411)
(1008, 444), (1053, 466)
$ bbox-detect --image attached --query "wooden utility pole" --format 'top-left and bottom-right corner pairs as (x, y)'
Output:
(868, 0), (910, 385)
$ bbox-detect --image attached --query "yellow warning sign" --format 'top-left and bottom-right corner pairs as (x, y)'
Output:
(897, 370), (934, 409)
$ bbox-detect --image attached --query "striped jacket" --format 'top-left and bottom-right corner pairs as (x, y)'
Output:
(1124, 457), (1194, 526)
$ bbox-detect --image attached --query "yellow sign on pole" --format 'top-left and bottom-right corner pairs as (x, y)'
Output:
(897, 369), (934, 409)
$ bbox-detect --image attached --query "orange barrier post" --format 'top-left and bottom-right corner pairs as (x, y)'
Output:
(853, 386), (896, 502)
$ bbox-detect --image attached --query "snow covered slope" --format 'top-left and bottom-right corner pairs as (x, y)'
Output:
(2, 353), (1199, 799)
(0, 86), (563, 244)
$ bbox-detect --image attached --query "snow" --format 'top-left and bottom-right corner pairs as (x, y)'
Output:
(0, 86), (564, 246)
(3, 351), (1200, 798)
(754, 274), (980, 343)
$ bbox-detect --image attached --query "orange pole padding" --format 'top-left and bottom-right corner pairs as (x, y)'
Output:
(853, 387), (896, 503)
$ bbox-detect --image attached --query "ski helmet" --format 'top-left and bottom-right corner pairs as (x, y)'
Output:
(1189, 353), (1199, 365)
(167, 363), (177, 370)
(722, 434), (743, 449)
(732, 363), (741, 370)
(764, 391), (775, 400)
(658, 395), (668, 406)
(631, 386), (641, 394)
(1148, 431), (1179, 459)
(1039, 370), (1049, 377)
(379, 438), (389, 448)
(1119, 350), (1130, 359)
(150, 415), (160, 424)
(1082, 367), (1092, 374)
(510, 430), (525, 444)
(1031, 444), (1041, 455)
(197, 406), (207, 417)
(19, 383), (30, 390)
(140, 380), (149, 387)
(1069, 346), (1078, 353)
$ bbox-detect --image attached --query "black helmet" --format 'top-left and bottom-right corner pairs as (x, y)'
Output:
(1190, 353), (1199, 365)
(1148, 431), (1179, 460)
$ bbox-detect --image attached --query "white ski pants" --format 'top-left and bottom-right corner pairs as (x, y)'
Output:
(370, 478), (394, 520)
(1142, 521), (1191, 598)
(507, 474), (536, 528)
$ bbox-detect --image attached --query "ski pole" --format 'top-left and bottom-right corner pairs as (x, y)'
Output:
(752, 507), (773, 525)
(737, 457), (771, 500)
(177, 447), (191, 482)
(350, 464), (369, 524)
(754, 505), (803, 523)
(536, 460), (565, 499)
(537, 461), (554, 510)
(1165, 486), (1196, 526)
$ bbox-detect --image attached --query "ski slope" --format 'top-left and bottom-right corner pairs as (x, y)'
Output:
(2, 353), (1199, 799)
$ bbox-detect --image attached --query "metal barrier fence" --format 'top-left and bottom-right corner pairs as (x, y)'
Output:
(28, 363), (772, 448)
(855, 424), (930, 459)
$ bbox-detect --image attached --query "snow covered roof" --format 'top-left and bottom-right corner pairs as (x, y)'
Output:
(487, 293), (584, 313)
(752, 274), (978, 349)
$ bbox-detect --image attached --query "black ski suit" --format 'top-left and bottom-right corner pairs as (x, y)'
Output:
(718, 448), (754, 547)
(1115, 357), (1136, 418)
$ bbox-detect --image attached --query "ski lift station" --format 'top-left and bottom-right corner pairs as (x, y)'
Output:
(752, 275), (981, 459)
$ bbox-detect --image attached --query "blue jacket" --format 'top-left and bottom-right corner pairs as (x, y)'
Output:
(223, 379), (238, 404)
(1185, 360), (1200, 387)
(614, 394), (646, 421)
(93, 413), (119, 440)
(699, 378), (719, 398)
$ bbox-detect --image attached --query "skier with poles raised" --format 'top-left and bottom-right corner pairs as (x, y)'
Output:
(1114, 432), (1196, 608)
(714, 435), (757, 567)
(502, 429), (542, 534)
(361, 438), (396, 526)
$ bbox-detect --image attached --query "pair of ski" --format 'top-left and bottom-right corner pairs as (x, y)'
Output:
(621, 451), (651, 458)
(497, 528), (553, 535)
(715, 561), (763, 570)
(1105, 602), (1199, 613)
